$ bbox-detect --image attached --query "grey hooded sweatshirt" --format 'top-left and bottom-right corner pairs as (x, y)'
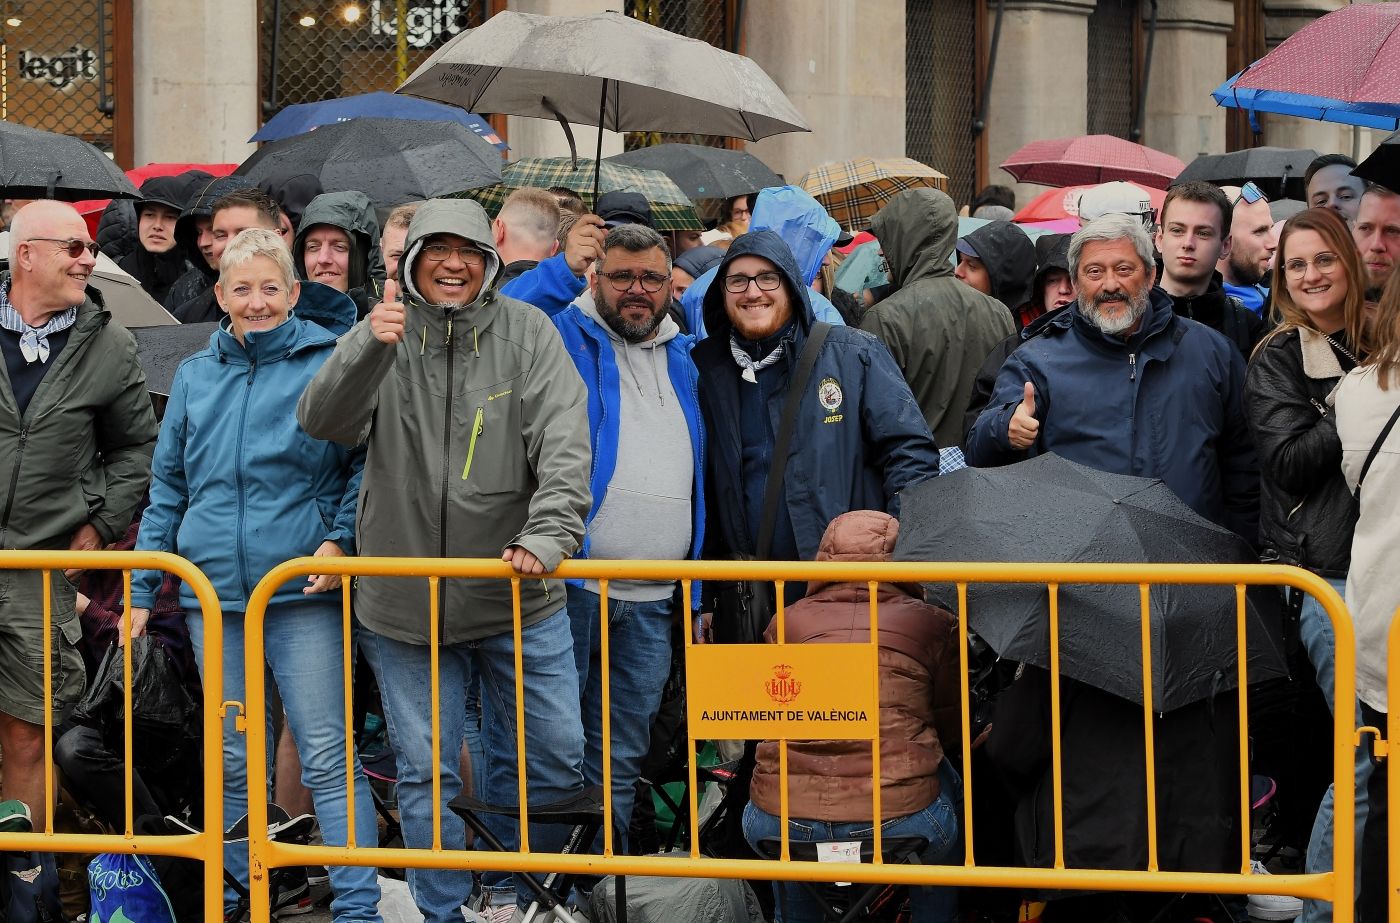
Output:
(298, 198), (592, 644)
(860, 189), (1015, 448)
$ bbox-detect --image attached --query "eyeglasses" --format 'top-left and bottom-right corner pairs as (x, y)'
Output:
(421, 242), (486, 267)
(724, 271), (784, 294)
(27, 237), (99, 259)
(601, 270), (669, 293)
(1233, 182), (1268, 208)
(1283, 252), (1341, 278)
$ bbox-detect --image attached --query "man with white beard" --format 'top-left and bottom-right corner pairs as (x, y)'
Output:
(967, 213), (1259, 540)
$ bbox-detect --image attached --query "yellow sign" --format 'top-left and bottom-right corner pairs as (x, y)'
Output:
(686, 643), (879, 740)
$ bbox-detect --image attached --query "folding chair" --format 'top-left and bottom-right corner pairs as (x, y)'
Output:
(755, 835), (930, 923)
(167, 802), (316, 923)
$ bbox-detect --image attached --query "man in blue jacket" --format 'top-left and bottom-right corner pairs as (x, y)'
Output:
(551, 223), (704, 847)
(694, 230), (939, 631)
(967, 213), (1259, 541)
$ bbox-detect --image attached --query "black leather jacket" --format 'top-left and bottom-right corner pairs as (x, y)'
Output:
(1244, 327), (1358, 577)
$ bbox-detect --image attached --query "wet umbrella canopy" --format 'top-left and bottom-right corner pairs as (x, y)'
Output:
(0, 122), (140, 201)
(606, 143), (781, 203)
(236, 117), (503, 207)
(134, 323), (218, 397)
(1173, 147), (1318, 201)
(895, 454), (1286, 712)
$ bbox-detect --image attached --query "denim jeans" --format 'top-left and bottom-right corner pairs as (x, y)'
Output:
(565, 585), (675, 846)
(741, 783), (959, 923)
(369, 610), (585, 923)
(188, 600), (382, 923)
(1300, 577), (1371, 923)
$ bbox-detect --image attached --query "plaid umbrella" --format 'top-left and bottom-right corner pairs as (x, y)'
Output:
(1001, 135), (1185, 190)
(463, 157), (703, 231)
(798, 157), (948, 232)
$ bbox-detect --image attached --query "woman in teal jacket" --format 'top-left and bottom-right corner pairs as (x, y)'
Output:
(131, 229), (380, 922)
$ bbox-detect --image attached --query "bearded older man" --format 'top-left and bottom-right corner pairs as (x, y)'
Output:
(967, 213), (1259, 541)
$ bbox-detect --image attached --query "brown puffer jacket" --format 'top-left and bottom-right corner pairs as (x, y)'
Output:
(749, 510), (961, 822)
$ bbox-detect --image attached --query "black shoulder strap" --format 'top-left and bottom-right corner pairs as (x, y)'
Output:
(755, 322), (832, 558)
(1356, 401), (1400, 498)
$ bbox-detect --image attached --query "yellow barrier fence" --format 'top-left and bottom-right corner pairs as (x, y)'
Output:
(0, 550), (226, 921)
(241, 558), (1356, 920)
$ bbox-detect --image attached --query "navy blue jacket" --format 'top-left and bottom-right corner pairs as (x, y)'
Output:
(694, 230), (941, 567)
(966, 288), (1259, 540)
(551, 300), (706, 606)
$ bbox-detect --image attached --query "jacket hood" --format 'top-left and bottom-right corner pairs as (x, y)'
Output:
(870, 188), (958, 288)
(293, 279), (359, 337)
(175, 175), (256, 278)
(809, 510), (922, 597)
(135, 175), (189, 214)
(963, 220), (1037, 311)
(748, 185), (840, 287)
(400, 198), (501, 309)
(1031, 233), (1072, 299)
(292, 191), (384, 292)
(700, 229), (814, 342)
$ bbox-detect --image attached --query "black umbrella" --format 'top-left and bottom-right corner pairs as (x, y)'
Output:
(134, 323), (217, 397)
(606, 143), (782, 203)
(0, 122), (140, 200)
(894, 454), (1286, 712)
(236, 117), (502, 208)
(1173, 146), (1319, 201)
(1353, 131), (1400, 193)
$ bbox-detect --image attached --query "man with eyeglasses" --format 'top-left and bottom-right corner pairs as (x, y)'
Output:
(549, 222), (704, 852)
(299, 197), (591, 923)
(1218, 183), (1278, 316)
(0, 200), (157, 836)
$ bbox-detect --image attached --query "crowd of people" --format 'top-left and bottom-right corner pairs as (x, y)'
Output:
(0, 147), (1397, 923)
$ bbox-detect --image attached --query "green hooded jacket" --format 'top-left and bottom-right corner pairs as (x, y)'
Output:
(292, 191), (384, 318)
(0, 276), (157, 552)
(298, 199), (592, 644)
(860, 189), (1015, 449)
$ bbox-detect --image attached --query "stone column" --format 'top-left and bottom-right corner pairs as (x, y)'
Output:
(985, 0), (1095, 207)
(1138, 0), (1232, 163)
(1258, 0), (1352, 155)
(132, 0), (259, 164)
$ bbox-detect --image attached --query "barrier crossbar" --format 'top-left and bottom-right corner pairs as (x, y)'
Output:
(241, 558), (1355, 921)
(0, 549), (226, 921)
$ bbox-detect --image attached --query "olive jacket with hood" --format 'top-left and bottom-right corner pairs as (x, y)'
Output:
(292, 191), (384, 321)
(860, 189), (1016, 449)
(298, 198), (592, 644)
(693, 231), (940, 576)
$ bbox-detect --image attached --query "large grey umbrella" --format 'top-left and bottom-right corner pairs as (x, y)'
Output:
(1172, 147), (1319, 201)
(606, 143), (782, 203)
(236, 117), (502, 207)
(0, 122), (140, 201)
(397, 10), (808, 198)
(894, 454), (1286, 712)
(134, 323), (217, 397)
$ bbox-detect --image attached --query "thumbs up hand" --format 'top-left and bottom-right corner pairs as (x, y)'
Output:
(370, 278), (406, 345)
(1008, 382), (1040, 450)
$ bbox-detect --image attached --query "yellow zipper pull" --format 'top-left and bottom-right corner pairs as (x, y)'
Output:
(461, 406), (484, 480)
(446, 316), (454, 347)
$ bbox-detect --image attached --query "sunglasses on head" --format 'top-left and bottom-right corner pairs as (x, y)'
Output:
(27, 237), (99, 259)
(1234, 182), (1267, 207)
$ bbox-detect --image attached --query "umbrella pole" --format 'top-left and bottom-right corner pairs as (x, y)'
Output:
(593, 78), (609, 206)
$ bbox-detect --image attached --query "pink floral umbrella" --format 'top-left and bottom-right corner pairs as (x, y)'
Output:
(1000, 135), (1185, 190)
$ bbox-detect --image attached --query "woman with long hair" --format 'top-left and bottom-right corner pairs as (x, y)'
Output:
(1244, 207), (1370, 921)
(1335, 268), (1400, 922)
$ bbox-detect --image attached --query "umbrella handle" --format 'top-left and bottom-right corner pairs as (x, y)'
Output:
(593, 78), (610, 205)
(542, 97), (578, 172)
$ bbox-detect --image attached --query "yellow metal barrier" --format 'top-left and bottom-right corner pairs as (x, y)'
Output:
(241, 558), (1356, 920)
(0, 550), (225, 921)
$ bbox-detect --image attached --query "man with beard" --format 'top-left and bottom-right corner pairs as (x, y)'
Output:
(968, 213), (1258, 539)
(1353, 183), (1400, 302)
(1218, 184), (1278, 315)
(550, 222), (703, 849)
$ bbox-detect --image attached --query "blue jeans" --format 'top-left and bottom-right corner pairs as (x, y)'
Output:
(189, 601), (382, 923)
(565, 585), (674, 847)
(741, 783), (959, 923)
(369, 610), (585, 923)
(1300, 577), (1371, 923)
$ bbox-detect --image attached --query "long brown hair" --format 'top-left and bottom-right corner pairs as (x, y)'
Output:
(1266, 207), (1369, 355)
(1363, 266), (1400, 390)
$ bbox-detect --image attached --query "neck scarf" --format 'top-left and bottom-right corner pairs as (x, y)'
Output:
(729, 332), (785, 383)
(0, 281), (78, 364)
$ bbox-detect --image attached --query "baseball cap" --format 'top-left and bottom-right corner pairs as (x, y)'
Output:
(1077, 181), (1156, 229)
(955, 238), (981, 259)
(596, 191), (653, 229)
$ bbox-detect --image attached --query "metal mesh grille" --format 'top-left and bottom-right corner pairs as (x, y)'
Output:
(258, 1), (487, 119)
(622, 0), (732, 151)
(0, 0), (116, 151)
(906, 0), (978, 209)
(1086, 0), (1137, 139)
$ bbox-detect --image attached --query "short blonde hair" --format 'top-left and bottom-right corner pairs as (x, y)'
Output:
(219, 228), (295, 289)
(385, 202), (420, 232)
